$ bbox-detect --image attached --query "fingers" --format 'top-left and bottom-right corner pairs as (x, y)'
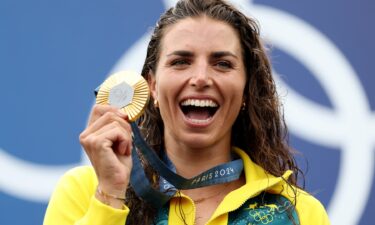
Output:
(81, 105), (131, 138)
(87, 104), (128, 126)
(95, 122), (132, 156)
(79, 104), (134, 196)
(81, 122), (132, 156)
(79, 104), (133, 161)
(82, 113), (131, 140)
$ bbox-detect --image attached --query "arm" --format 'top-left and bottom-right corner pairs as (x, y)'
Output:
(44, 105), (134, 224)
(43, 166), (129, 225)
(295, 191), (331, 225)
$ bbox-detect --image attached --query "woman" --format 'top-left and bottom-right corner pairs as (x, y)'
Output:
(44, 0), (330, 224)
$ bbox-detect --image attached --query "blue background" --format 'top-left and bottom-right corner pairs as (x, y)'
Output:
(0, 0), (374, 224)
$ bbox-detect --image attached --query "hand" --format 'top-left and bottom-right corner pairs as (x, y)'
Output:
(79, 104), (133, 206)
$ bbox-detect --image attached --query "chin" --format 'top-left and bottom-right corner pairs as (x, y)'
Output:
(180, 132), (224, 150)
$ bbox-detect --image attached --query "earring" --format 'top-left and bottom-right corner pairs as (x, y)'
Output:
(241, 101), (246, 111)
(154, 99), (159, 108)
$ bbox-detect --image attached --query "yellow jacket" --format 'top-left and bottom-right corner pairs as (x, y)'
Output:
(44, 147), (330, 225)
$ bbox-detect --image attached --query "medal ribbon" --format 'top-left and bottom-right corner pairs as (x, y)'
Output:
(129, 122), (244, 208)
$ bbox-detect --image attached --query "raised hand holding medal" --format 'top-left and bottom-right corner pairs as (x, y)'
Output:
(79, 71), (149, 209)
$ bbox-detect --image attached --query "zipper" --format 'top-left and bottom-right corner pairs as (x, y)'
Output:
(205, 191), (260, 225)
(172, 193), (197, 225)
(189, 196), (197, 225)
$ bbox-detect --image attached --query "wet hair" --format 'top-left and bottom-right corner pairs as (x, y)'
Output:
(124, 0), (303, 224)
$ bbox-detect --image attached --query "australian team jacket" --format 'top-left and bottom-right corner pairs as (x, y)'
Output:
(43, 147), (330, 225)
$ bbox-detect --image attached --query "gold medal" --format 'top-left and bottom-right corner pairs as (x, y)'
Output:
(96, 71), (150, 122)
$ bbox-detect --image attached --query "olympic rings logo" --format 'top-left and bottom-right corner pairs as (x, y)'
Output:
(249, 210), (274, 224)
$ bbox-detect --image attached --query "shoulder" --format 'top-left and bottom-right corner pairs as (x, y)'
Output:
(54, 165), (98, 199)
(44, 166), (99, 224)
(62, 165), (97, 183)
(283, 188), (330, 225)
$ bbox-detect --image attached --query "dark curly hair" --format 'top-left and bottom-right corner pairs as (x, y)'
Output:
(124, 0), (303, 224)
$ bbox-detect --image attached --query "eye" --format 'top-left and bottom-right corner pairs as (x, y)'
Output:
(170, 59), (190, 68)
(215, 60), (233, 70)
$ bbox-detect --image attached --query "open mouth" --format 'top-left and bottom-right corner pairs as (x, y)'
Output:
(180, 99), (219, 124)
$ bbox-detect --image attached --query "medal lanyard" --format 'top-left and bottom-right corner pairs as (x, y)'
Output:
(129, 122), (244, 208)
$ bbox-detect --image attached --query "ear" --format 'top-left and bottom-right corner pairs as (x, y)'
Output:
(147, 71), (158, 101)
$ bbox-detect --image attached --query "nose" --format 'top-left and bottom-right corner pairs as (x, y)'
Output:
(189, 62), (213, 89)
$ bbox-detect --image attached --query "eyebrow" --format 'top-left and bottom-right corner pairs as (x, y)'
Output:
(210, 51), (238, 59)
(167, 50), (194, 57)
(166, 50), (238, 59)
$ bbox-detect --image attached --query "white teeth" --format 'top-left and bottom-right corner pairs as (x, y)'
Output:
(189, 118), (211, 124)
(180, 99), (218, 107)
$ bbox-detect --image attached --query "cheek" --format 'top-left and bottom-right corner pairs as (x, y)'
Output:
(231, 78), (246, 100)
(154, 73), (169, 98)
(157, 78), (172, 99)
(156, 70), (185, 99)
(155, 76), (180, 113)
(229, 83), (246, 112)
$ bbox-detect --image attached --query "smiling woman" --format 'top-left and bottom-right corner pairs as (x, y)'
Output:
(43, 0), (330, 225)
(149, 16), (246, 152)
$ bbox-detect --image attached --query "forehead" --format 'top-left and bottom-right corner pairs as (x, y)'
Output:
(160, 16), (241, 54)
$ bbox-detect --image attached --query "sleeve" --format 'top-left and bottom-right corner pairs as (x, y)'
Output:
(43, 166), (129, 225)
(295, 191), (331, 225)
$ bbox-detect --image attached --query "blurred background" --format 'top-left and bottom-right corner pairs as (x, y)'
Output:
(0, 0), (374, 224)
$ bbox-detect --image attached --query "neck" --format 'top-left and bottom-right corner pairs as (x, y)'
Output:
(163, 133), (232, 179)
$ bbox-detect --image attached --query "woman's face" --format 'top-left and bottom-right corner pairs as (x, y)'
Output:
(150, 16), (246, 150)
